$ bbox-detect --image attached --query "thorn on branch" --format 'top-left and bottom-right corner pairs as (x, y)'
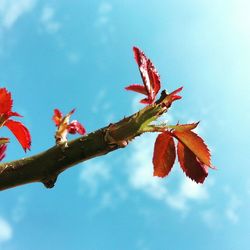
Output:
(42, 175), (58, 189)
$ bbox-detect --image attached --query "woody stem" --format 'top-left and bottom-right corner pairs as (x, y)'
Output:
(0, 90), (172, 191)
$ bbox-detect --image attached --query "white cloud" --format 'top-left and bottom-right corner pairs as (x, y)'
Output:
(67, 52), (80, 64)
(180, 178), (208, 200)
(98, 2), (112, 14)
(226, 209), (238, 224)
(40, 6), (60, 33)
(11, 195), (28, 223)
(224, 189), (242, 224)
(95, 2), (112, 28)
(245, 179), (250, 196)
(91, 90), (107, 113)
(0, 0), (36, 29)
(136, 239), (150, 250)
(94, 2), (114, 44)
(230, 0), (250, 41)
(90, 89), (114, 123)
(99, 191), (113, 209)
(0, 217), (12, 243)
(79, 160), (129, 215)
(201, 209), (221, 229)
(127, 134), (209, 213)
(201, 187), (242, 229)
(79, 160), (111, 196)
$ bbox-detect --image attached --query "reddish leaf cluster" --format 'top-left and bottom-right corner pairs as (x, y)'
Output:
(0, 48), (213, 186)
(125, 47), (183, 108)
(53, 108), (86, 144)
(126, 47), (214, 183)
(125, 47), (161, 104)
(0, 88), (31, 158)
(153, 123), (213, 183)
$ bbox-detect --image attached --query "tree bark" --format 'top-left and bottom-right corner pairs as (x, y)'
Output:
(0, 91), (169, 191)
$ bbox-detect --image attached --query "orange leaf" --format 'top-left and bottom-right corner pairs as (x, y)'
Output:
(153, 132), (176, 177)
(4, 119), (31, 152)
(177, 141), (208, 183)
(173, 130), (211, 167)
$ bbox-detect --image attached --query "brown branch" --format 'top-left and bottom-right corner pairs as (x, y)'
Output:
(0, 91), (169, 191)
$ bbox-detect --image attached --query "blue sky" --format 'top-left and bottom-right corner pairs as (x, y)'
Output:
(0, 0), (249, 249)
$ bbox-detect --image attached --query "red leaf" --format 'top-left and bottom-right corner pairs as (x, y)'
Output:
(163, 87), (183, 107)
(125, 84), (147, 95)
(4, 120), (31, 152)
(0, 88), (12, 114)
(67, 120), (86, 135)
(133, 46), (161, 103)
(0, 144), (7, 161)
(53, 109), (62, 126)
(177, 141), (208, 183)
(147, 59), (161, 97)
(140, 98), (152, 104)
(7, 111), (22, 117)
(173, 130), (211, 167)
(153, 132), (176, 177)
(125, 47), (161, 104)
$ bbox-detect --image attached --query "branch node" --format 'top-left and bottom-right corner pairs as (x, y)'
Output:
(104, 124), (128, 149)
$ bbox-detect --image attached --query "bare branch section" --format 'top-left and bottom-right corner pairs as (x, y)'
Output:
(0, 91), (169, 191)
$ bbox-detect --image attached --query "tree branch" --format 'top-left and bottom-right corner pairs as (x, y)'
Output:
(0, 91), (170, 191)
